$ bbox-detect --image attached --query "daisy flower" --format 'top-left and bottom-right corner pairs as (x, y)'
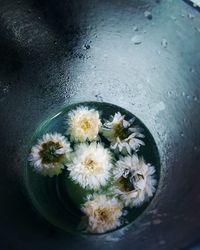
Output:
(67, 142), (113, 190)
(29, 133), (71, 177)
(102, 112), (145, 154)
(82, 194), (123, 233)
(66, 106), (101, 142)
(113, 155), (157, 207)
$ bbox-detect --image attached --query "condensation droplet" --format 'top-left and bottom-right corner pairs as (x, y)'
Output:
(95, 94), (103, 102)
(171, 16), (176, 21)
(159, 240), (166, 245)
(0, 82), (10, 95)
(189, 68), (195, 73)
(82, 44), (90, 50)
(131, 35), (142, 45)
(167, 90), (172, 96)
(153, 219), (162, 225)
(195, 27), (200, 33)
(161, 39), (168, 48)
(90, 65), (96, 69)
(180, 132), (184, 137)
(144, 10), (153, 20)
(188, 13), (195, 19)
(193, 96), (198, 102)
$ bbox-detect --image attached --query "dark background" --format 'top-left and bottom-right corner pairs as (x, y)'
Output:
(0, 0), (200, 249)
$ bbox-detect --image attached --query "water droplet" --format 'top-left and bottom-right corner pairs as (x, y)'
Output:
(131, 35), (142, 45)
(171, 16), (176, 21)
(159, 240), (166, 245)
(180, 132), (184, 137)
(133, 26), (139, 31)
(146, 77), (150, 83)
(188, 13), (195, 19)
(156, 50), (161, 55)
(1, 82), (10, 95)
(82, 44), (90, 50)
(90, 65), (96, 69)
(167, 90), (172, 96)
(3, 86), (9, 94)
(153, 219), (162, 225)
(193, 96), (198, 102)
(186, 95), (190, 99)
(182, 91), (185, 96)
(161, 39), (168, 48)
(194, 146), (198, 152)
(95, 94), (103, 102)
(195, 27), (200, 33)
(144, 10), (153, 20)
(189, 68), (195, 73)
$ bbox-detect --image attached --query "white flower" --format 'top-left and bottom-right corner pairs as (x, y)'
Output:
(67, 142), (113, 190)
(103, 112), (145, 154)
(82, 195), (123, 233)
(113, 155), (157, 207)
(67, 106), (101, 142)
(29, 133), (71, 177)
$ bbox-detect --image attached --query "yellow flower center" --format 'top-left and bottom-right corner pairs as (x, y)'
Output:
(112, 121), (129, 140)
(95, 206), (120, 223)
(80, 118), (92, 131)
(83, 157), (102, 173)
(39, 141), (65, 164)
(116, 175), (135, 192)
(96, 208), (109, 221)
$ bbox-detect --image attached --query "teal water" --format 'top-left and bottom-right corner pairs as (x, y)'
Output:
(25, 102), (160, 234)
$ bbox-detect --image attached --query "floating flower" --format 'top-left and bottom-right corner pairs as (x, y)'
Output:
(29, 133), (71, 177)
(82, 195), (123, 233)
(67, 142), (113, 190)
(67, 106), (101, 142)
(102, 112), (145, 154)
(113, 155), (157, 207)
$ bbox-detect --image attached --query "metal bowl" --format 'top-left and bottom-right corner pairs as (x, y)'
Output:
(0, 0), (199, 249)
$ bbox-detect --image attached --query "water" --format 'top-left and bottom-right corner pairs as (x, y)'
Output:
(25, 102), (160, 234)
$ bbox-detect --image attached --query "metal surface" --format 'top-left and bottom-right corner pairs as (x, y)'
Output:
(0, 0), (200, 249)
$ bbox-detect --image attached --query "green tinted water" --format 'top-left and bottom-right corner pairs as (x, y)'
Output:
(25, 102), (160, 234)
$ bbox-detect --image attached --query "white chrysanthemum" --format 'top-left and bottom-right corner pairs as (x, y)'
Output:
(103, 112), (145, 154)
(113, 155), (157, 207)
(82, 195), (123, 233)
(67, 106), (101, 142)
(29, 133), (71, 177)
(67, 142), (113, 189)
